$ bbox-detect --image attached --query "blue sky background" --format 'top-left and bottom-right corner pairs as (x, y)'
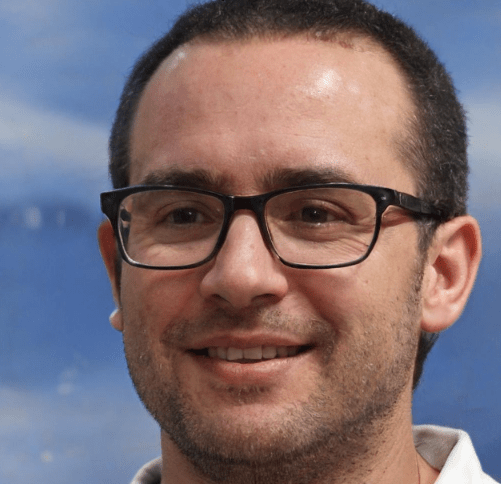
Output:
(0, 1), (500, 482)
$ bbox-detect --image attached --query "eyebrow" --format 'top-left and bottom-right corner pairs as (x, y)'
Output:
(140, 168), (230, 192)
(262, 167), (360, 191)
(138, 166), (361, 193)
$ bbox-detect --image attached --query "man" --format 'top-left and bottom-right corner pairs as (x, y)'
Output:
(98, 0), (493, 483)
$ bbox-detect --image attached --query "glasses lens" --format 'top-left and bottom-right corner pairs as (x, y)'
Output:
(118, 189), (225, 267)
(265, 187), (377, 266)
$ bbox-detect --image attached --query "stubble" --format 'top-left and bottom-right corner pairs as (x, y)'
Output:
(123, 260), (425, 484)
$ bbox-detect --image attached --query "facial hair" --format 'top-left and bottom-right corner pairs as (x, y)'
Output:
(122, 261), (424, 484)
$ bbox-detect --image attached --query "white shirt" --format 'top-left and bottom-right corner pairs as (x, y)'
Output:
(130, 425), (498, 483)
(413, 425), (498, 483)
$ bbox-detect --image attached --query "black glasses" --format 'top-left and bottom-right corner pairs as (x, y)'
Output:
(100, 184), (444, 270)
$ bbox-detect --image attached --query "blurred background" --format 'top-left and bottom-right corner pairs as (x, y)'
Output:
(0, 0), (499, 482)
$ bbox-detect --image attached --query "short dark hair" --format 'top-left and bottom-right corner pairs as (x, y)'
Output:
(109, 0), (469, 389)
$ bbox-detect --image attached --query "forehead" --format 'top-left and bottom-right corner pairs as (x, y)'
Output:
(130, 36), (416, 193)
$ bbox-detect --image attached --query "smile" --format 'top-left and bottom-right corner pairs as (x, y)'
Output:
(190, 345), (311, 362)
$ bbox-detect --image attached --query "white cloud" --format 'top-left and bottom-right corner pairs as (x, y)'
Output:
(0, 369), (160, 484)
(0, 0), (65, 25)
(0, 90), (111, 204)
(462, 92), (501, 207)
(0, 91), (109, 174)
(466, 93), (501, 163)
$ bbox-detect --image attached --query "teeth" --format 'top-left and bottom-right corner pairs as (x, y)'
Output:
(243, 347), (263, 359)
(227, 348), (244, 361)
(262, 346), (277, 359)
(277, 346), (288, 357)
(206, 345), (302, 361)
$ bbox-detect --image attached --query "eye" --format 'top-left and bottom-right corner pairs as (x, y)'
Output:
(289, 201), (350, 226)
(299, 206), (337, 224)
(167, 207), (205, 225)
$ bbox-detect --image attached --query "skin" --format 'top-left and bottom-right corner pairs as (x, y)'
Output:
(99, 35), (482, 484)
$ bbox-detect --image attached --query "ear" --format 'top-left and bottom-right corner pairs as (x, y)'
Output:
(98, 220), (124, 332)
(421, 215), (482, 333)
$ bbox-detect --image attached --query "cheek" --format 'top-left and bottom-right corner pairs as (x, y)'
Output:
(120, 267), (203, 336)
(290, 253), (418, 338)
(292, 266), (378, 324)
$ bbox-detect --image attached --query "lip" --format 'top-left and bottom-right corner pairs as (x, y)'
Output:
(188, 348), (311, 386)
(186, 332), (310, 350)
(183, 332), (314, 387)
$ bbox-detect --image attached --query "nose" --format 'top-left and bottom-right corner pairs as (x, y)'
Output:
(199, 212), (288, 309)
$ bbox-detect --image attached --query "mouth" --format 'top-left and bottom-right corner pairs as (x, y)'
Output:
(185, 338), (317, 386)
(189, 345), (313, 363)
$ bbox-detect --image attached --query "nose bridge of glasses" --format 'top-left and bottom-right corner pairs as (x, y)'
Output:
(226, 193), (268, 226)
(221, 193), (271, 248)
(231, 193), (267, 213)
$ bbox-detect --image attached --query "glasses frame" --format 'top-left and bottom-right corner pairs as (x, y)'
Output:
(100, 183), (445, 270)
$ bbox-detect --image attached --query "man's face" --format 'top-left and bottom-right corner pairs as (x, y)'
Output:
(119, 36), (424, 480)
